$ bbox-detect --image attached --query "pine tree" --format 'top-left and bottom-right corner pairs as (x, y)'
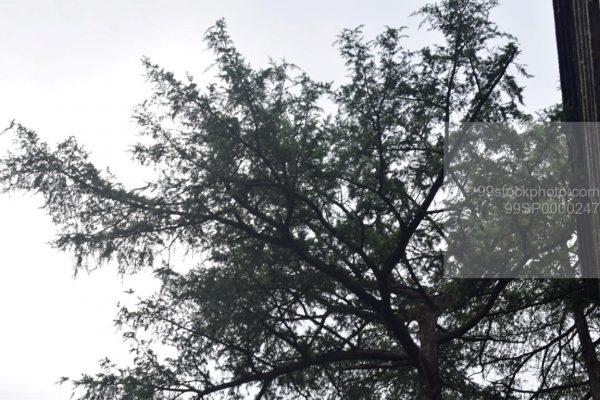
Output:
(0, 1), (546, 398)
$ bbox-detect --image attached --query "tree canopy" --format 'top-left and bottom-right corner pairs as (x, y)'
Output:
(3, 1), (600, 399)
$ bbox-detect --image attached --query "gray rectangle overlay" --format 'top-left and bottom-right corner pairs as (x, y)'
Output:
(443, 122), (600, 278)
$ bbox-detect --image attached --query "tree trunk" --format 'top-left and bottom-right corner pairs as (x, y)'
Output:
(573, 302), (600, 399)
(553, 0), (600, 284)
(553, 2), (600, 397)
(418, 367), (442, 400)
(418, 312), (443, 400)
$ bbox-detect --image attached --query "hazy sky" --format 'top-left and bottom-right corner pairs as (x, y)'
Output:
(0, 1), (558, 398)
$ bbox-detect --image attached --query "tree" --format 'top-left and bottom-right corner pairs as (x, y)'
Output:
(0, 1), (540, 399)
(551, 1), (600, 398)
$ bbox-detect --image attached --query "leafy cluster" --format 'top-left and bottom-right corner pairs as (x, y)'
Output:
(2, 1), (599, 399)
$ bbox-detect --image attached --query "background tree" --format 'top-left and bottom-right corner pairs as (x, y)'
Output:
(552, 1), (600, 398)
(0, 0), (546, 399)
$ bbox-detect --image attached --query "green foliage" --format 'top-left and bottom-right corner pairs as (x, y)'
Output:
(3, 1), (590, 399)
(445, 121), (576, 278)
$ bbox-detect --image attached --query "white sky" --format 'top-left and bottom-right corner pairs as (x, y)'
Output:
(0, 1), (558, 399)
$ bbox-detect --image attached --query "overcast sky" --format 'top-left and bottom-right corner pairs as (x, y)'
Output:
(0, 1), (558, 399)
